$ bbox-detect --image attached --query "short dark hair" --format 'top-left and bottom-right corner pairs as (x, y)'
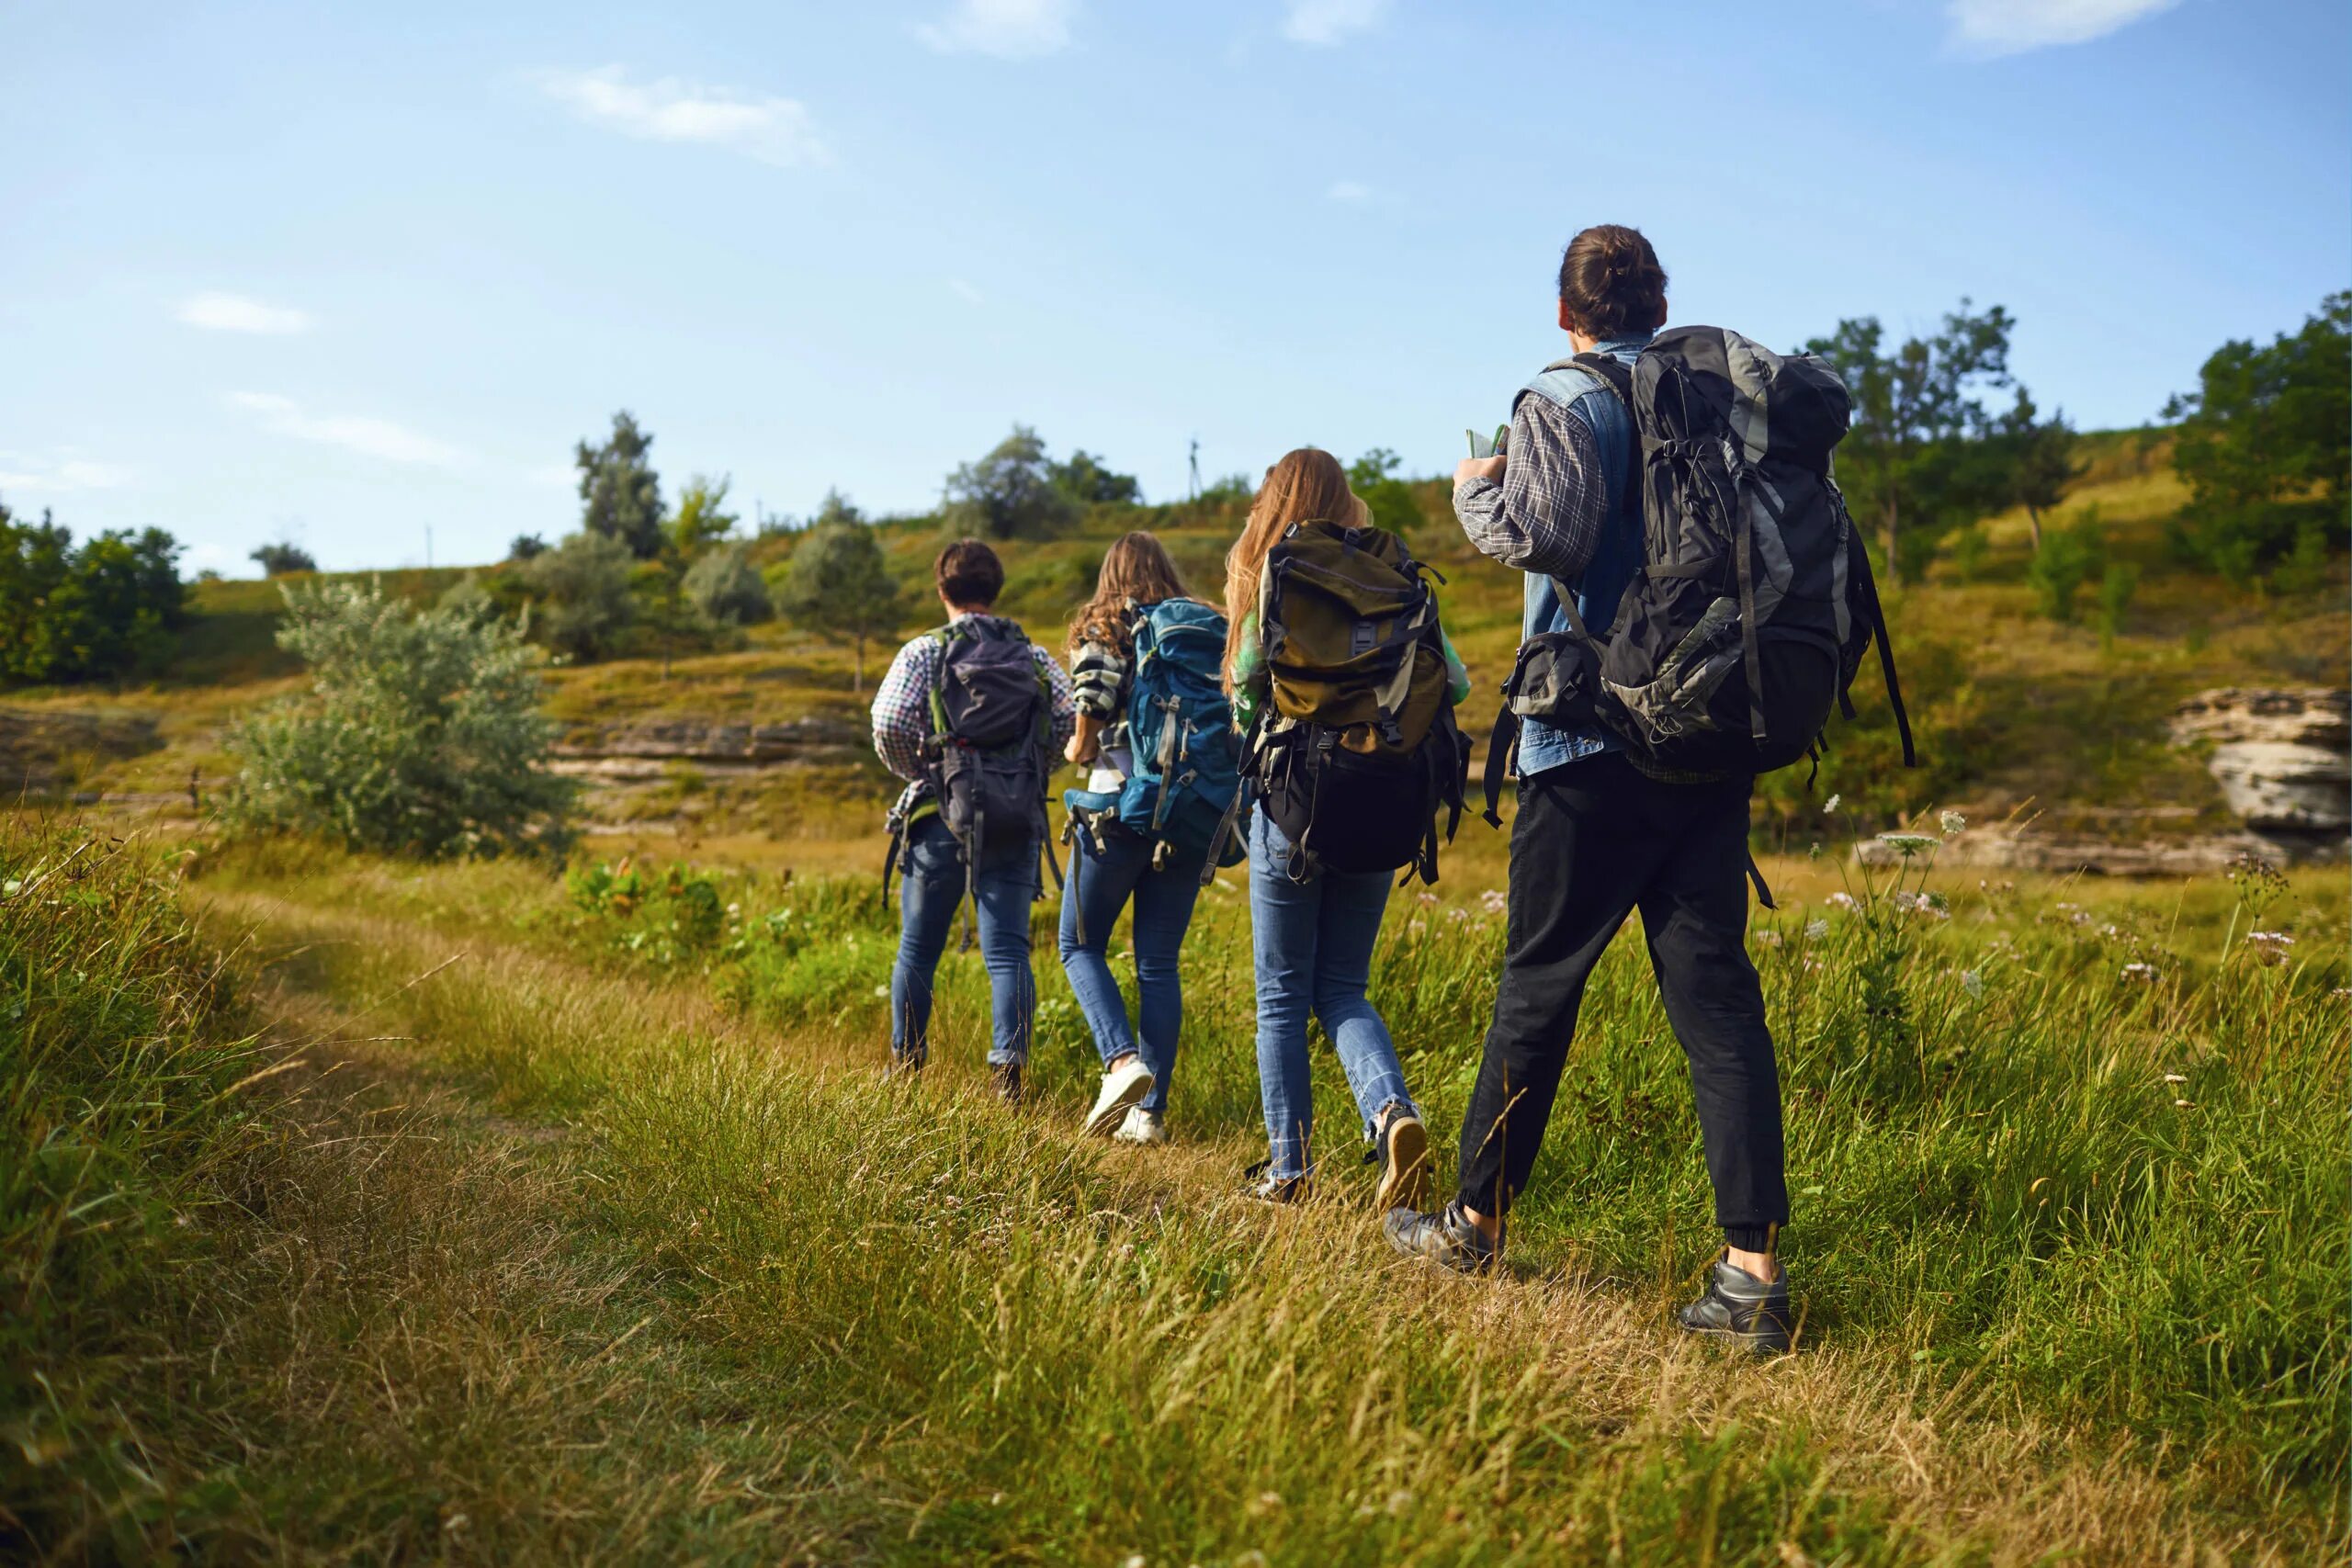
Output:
(1558, 224), (1668, 339)
(934, 537), (1004, 607)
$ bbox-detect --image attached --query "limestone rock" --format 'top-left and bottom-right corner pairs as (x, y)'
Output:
(2169, 687), (2348, 837)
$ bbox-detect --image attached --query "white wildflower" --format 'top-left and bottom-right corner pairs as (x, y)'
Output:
(1756, 930), (1784, 950)
(1479, 888), (1508, 915)
(1804, 919), (1829, 940)
(1939, 809), (1967, 835)
(1877, 831), (1939, 859)
(1961, 970), (1985, 1000)
(2163, 1073), (2187, 1083)
(1823, 794), (1842, 814)
(2121, 962), (2158, 983)
(1826, 891), (1859, 910)
(2245, 931), (2296, 967)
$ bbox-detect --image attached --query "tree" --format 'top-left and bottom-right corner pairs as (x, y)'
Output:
(776, 521), (904, 692)
(222, 581), (575, 860)
(576, 410), (665, 558)
(523, 530), (636, 661)
(811, 488), (865, 531)
(668, 473), (740, 558)
(684, 544), (773, 626)
(1997, 389), (2081, 552)
(1348, 447), (1426, 539)
(0, 502), (186, 686)
(509, 533), (548, 561)
(1050, 448), (1142, 507)
(2163, 291), (2350, 585)
(1804, 299), (2016, 581)
(941, 424), (1077, 540)
(251, 540), (318, 576)
(2027, 514), (2104, 625)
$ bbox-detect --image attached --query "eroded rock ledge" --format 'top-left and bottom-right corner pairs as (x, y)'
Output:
(548, 716), (866, 781)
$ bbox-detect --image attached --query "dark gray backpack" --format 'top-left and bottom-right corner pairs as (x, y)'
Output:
(1495, 325), (1915, 786)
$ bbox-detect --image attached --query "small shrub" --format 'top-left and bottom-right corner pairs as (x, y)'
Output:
(2028, 514), (2103, 624)
(683, 545), (773, 626)
(222, 581), (574, 859)
(2097, 560), (2140, 647)
(525, 531), (636, 661)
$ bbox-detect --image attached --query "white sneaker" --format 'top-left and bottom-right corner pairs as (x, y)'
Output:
(1084, 1056), (1155, 1137)
(1112, 1105), (1167, 1145)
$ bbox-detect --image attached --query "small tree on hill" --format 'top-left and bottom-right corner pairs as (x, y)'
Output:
(223, 581), (575, 859)
(942, 424), (1076, 540)
(509, 533), (548, 561)
(251, 540), (317, 576)
(684, 545), (773, 626)
(576, 410), (665, 558)
(777, 519), (903, 692)
(1349, 447), (1426, 539)
(668, 473), (740, 558)
(1805, 300), (2016, 581)
(1050, 448), (1142, 506)
(1999, 389), (2081, 552)
(524, 530), (636, 661)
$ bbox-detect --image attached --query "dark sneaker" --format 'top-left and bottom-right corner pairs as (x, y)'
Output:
(1366, 1109), (1430, 1212)
(1677, 1255), (1794, 1354)
(1384, 1200), (1500, 1274)
(886, 1048), (926, 1080)
(1242, 1160), (1310, 1205)
(990, 1062), (1023, 1106)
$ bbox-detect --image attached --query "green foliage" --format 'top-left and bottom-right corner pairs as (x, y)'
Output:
(523, 530), (636, 661)
(222, 581), (574, 859)
(567, 859), (728, 965)
(1349, 447), (1426, 538)
(2097, 560), (2140, 646)
(2028, 513), (2106, 624)
(575, 410), (665, 558)
(2165, 292), (2350, 586)
(1998, 388), (2082, 547)
(682, 544), (772, 626)
(941, 424), (1078, 540)
(1942, 522), (1988, 581)
(508, 532), (548, 561)
(0, 502), (186, 686)
(249, 540), (317, 576)
(1048, 447), (1141, 506)
(666, 473), (740, 558)
(1805, 300), (2018, 581)
(775, 520), (904, 690)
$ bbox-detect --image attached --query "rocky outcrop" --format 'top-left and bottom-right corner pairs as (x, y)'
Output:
(548, 716), (865, 780)
(1857, 825), (2303, 874)
(2169, 688), (2348, 843)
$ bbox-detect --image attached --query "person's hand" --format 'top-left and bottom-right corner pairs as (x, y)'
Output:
(1064, 731), (1097, 767)
(1454, 455), (1506, 491)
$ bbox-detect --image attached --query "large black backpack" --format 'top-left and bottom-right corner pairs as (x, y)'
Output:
(886, 615), (1058, 923)
(1235, 520), (1471, 884)
(1491, 326), (1914, 791)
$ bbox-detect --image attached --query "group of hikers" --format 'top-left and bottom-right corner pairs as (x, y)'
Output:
(867, 225), (1913, 1354)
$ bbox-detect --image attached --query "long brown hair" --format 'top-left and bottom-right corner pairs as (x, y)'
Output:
(1067, 530), (1191, 656)
(1222, 447), (1366, 685)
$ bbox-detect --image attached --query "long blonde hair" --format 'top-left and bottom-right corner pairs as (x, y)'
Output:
(1222, 447), (1367, 685)
(1067, 531), (1191, 656)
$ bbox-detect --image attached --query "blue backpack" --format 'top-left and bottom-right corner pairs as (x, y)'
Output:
(1065, 598), (1244, 867)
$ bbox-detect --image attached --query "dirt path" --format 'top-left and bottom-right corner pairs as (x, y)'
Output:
(190, 882), (2315, 1566)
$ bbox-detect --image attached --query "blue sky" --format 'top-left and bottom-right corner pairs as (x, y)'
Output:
(2, 0), (2346, 575)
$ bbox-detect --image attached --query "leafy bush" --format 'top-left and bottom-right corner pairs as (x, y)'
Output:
(223, 581), (574, 859)
(941, 424), (1077, 540)
(250, 540), (317, 576)
(0, 502), (186, 686)
(683, 544), (773, 626)
(2097, 560), (2140, 646)
(2027, 514), (2103, 624)
(524, 530), (636, 661)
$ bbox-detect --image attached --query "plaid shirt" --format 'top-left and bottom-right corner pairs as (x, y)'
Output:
(870, 615), (1076, 817)
(1452, 390), (1611, 581)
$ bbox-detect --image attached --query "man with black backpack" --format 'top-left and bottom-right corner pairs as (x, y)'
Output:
(1385, 226), (1912, 1354)
(873, 538), (1076, 1103)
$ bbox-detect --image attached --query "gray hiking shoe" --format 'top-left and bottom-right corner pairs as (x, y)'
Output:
(1384, 1200), (1500, 1274)
(1677, 1255), (1795, 1354)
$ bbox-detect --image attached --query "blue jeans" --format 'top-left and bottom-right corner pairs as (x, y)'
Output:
(1248, 810), (1419, 1181)
(1057, 821), (1207, 1115)
(890, 815), (1041, 1066)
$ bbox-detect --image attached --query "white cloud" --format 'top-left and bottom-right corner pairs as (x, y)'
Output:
(947, 277), (985, 304)
(177, 291), (313, 334)
(532, 66), (830, 166)
(1326, 179), (1374, 205)
(227, 391), (460, 466)
(916, 0), (1077, 59)
(0, 452), (131, 495)
(1282, 0), (1389, 46)
(1946, 0), (2180, 56)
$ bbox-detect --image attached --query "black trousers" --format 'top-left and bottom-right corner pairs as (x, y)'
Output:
(1453, 752), (1789, 1247)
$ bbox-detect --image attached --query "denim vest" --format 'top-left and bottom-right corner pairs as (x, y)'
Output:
(1513, 333), (1650, 778)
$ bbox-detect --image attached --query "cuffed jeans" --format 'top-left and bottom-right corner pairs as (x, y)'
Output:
(1249, 810), (1419, 1182)
(890, 815), (1041, 1067)
(1454, 753), (1789, 1248)
(1057, 820), (1206, 1115)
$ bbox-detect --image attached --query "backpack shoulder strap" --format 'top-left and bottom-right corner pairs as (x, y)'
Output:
(1566, 351), (1635, 406)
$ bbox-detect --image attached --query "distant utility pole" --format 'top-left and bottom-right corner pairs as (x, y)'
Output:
(1188, 437), (1202, 501)
(425, 525), (434, 570)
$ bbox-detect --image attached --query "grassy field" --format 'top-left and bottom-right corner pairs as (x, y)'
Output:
(4, 808), (2343, 1562)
